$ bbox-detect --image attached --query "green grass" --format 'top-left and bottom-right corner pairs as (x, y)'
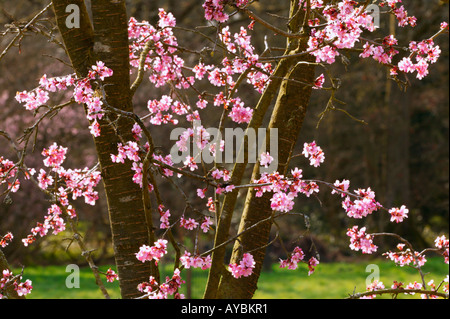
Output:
(15, 257), (448, 299)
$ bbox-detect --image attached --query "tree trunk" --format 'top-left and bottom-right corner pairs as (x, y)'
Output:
(215, 1), (316, 298)
(52, 0), (153, 299)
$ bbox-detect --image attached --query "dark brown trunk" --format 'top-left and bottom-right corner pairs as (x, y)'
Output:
(52, 0), (153, 298)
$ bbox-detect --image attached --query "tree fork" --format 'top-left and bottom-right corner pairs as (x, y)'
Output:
(52, 0), (153, 298)
(216, 0), (316, 298)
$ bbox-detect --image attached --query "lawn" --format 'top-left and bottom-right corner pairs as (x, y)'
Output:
(15, 257), (448, 299)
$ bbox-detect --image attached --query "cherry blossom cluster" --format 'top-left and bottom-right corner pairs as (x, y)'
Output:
(229, 253), (255, 279)
(137, 268), (185, 299)
(388, 205), (409, 223)
(341, 188), (382, 219)
(15, 61), (113, 138)
(105, 268), (119, 283)
(22, 204), (67, 247)
(0, 269), (32, 298)
(0, 232), (13, 248)
(306, 1), (376, 64)
(434, 235), (449, 264)
(279, 246), (319, 275)
(383, 243), (426, 268)
(279, 246), (306, 270)
(362, 280), (385, 299)
(359, 35), (400, 66)
(37, 143), (101, 206)
(216, 26), (273, 94)
(128, 10), (192, 90)
(136, 239), (168, 266)
(252, 169), (319, 213)
(346, 226), (378, 254)
(396, 38), (442, 80)
(21, 143), (101, 246)
(363, 277), (448, 299)
(300, 0), (445, 84)
(180, 251), (212, 270)
(0, 156), (20, 193)
(302, 141), (325, 167)
(379, 0), (417, 27)
(202, 1), (249, 23)
(249, 141), (324, 213)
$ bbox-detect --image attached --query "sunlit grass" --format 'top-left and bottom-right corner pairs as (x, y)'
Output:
(15, 257), (448, 299)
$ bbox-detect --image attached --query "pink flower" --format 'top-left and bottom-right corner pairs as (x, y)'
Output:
(105, 268), (119, 283)
(279, 247), (305, 270)
(397, 57), (415, 73)
(180, 217), (199, 230)
(89, 120), (101, 137)
(200, 216), (214, 233)
(228, 104), (253, 124)
(15, 279), (33, 297)
(313, 73), (325, 89)
(307, 257), (319, 276)
(259, 152), (274, 168)
(37, 169), (54, 190)
(389, 205), (409, 223)
(270, 192), (295, 213)
(180, 251), (212, 270)
(136, 239), (168, 265)
(365, 280), (385, 299)
(42, 143), (67, 169)
(229, 253), (255, 279)
(159, 205), (171, 229)
(302, 141), (325, 167)
(0, 232), (13, 248)
(197, 188), (207, 199)
(331, 179), (350, 197)
(346, 226), (378, 254)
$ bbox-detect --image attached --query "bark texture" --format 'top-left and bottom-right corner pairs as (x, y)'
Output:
(215, 1), (316, 298)
(52, 0), (152, 298)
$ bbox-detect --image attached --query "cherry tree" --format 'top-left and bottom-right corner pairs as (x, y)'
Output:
(0, 0), (448, 299)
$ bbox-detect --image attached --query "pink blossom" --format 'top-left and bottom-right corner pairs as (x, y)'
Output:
(0, 232), (13, 248)
(159, 205), (171, 229)
(180, 251), (212, 270)
(200, 216), (214, 233)
(180, 217), (199, 230)
(89, 120), (101, 137)
(270, 192), (295, 213)
(229, 253), (255, 279)
(389, 205), (409, 223)
(105, 268), (119, 283)
(302, 141), (325, 167)
(331, 179), (350, 197)
(203, 0), (229, 23)
(346, 226), (378, 254)
(37, 169), (53, 190)
(197, 188), (207, 199)
(279, 247), (305, 270)
(313, 74), (325, 89)
(307, 257), (319, 276)
(136, 239), (168, 265)
(228, 104), (253, 124)
(259, 152), (274, 168)
(42, 143), (67, 169)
